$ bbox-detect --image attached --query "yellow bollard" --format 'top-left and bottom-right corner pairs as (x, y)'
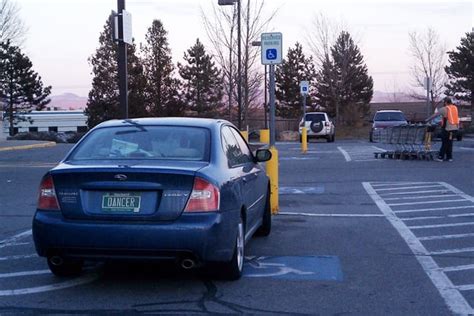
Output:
(301, 127), (307, 154)
(240, 130), (248, 142)
(260, 129), (270, 144)
(266, 146), (279, 214)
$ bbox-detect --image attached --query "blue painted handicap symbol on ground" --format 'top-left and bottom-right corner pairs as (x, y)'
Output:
(244, 256), (343, 281)
(266, 48), (277, 60)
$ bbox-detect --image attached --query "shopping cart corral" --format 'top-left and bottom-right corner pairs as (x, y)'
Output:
(372, 124), (439, 160)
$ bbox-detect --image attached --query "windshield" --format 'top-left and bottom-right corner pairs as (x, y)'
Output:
(68, 126), (210, 162)
(374, 112), (406, 122)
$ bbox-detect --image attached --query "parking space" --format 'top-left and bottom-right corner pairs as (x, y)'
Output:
(0, 140), (472, 314)
(364, 181), (474, 315)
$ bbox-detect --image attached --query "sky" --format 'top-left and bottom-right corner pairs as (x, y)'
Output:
(14, 0), (474, 97)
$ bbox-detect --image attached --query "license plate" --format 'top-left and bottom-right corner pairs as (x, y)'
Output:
(101, 193), (141, 213)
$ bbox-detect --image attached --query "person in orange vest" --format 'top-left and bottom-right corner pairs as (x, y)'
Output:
(426, 97), (459, 162)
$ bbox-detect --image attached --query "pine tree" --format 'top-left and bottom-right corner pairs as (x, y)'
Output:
(314, 55), (338, 118)
(142, 20), (183, 117)
(445, 31), (474, 123)
(178, 39), (224, 117)
(0, 41), (51, 135)
(275, 42), (317, 119)
(85, 21), (148, 128)
(316, 31), (373, 125)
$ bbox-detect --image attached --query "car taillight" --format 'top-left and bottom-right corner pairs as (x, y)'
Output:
(325, 122), (330, 127)
(184, 177), (220, 212)
(299, 121), (304, 127)
(37, 175), (60, 210)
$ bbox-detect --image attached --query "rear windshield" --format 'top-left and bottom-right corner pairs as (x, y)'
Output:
(305, 113), (325, 122)
(374, 112), (406, 121)
(68, 126), (210, 162)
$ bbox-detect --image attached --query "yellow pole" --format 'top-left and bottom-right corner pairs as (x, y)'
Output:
(266, 146), (279, 214)
(260, 129), (270, 144)
(241, 130), (248, 142)
(301, 127), (307, 154)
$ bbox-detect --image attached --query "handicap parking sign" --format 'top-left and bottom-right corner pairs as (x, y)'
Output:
(266, 49), (277, 61)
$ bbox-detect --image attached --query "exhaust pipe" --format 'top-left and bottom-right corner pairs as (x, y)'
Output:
(49, 256), (64, 266)
(181, 258), (196, 270)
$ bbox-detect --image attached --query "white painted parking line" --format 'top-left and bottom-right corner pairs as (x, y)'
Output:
(394, 205), (474, 214)
(363, 182), (474, 315)
(371, 182), (433, 187)
(441, 182), (474, 203)
(401, 213), (474, 221)
(0, 270), (50, 279)
(376, 185), (443, 191)
(380, 190), (450, 196)
(384, 194), (458, 201)
(0, 254), (37, 261)
(408, 222), (474, 229)
(0, 230), (32, 249)
(388, 199), (468, 207)
(457, 284), (474, 291)
(371, 146), (385, 152)
(0, 273), (99, 296)
(279, 212), (385, 218)
(337, 147), (351, 162)
(442, 264), (474, 272)
(430, 247), (474, 255)
(419, 233), (474, 241)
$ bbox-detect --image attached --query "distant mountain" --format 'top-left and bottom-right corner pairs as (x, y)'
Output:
(47, 93), (87, 110)
(372, 91), (419, 103)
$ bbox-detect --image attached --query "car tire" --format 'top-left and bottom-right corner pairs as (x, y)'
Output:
(47, 257), (83, 277)
(369, 131), (373, 142)
(220, 216), (245, 280)
(299, 135), (302, 143)
(330, 134), (335, 142)
(456, 133), (462, 141)
(256, 188), (271, 237)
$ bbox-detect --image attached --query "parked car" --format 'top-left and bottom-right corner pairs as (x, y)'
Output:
(369, 110), (408, 142)
(429, 115), (463, 141)
(32, 118), (272, 280)
(298, 112), (335, 142)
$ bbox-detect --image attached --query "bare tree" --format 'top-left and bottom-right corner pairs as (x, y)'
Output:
(0, 0), (27, 45)
(306, 12), (345, 67)
(305, 13), (346, 122)
(202, 0), (277, 126)
(408, 28), (447, 111)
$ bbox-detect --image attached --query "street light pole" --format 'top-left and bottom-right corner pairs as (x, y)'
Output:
(117, 0), (128, 119)
(218, 0), (242, 129)
(236, 0), (242, 130)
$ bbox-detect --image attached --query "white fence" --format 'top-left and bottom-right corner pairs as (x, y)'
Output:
(1, 111), (88, 135)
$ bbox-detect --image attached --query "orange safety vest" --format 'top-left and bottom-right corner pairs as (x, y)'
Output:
(445, 104), (459, 125)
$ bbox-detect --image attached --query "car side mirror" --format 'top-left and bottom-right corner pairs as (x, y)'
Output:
(255, 149), (272, 162)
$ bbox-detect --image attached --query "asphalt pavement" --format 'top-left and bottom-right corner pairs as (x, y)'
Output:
(0, 139), (473, 314)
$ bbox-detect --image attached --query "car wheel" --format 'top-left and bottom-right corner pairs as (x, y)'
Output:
(220, 216), (244, 280)
(330, 134), (335, 142)
(456, 134), (462, 141)
(47, 256), (83, 277)
(326, 135), (331, 142)
(256, 188), (271, 237)
(299, 135), (302, 143)
(369, 131), (373, 142)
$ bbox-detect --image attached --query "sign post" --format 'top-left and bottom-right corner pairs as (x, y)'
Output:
(261, 32), (282, 214)
(300, 81), (309, 154)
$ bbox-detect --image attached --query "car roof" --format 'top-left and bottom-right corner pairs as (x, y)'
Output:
(375, 110), (403, 113)
(94, 117), (231, 129)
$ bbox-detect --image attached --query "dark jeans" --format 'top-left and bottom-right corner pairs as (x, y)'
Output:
(439, 129), (455, 160)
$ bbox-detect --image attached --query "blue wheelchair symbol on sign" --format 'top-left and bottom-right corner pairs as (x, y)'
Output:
(266, 48), (277, 60)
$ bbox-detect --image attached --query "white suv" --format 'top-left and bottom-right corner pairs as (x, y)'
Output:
(299, 112), (335, 142)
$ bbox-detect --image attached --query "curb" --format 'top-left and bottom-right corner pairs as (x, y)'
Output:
(0, 142), (56, 152)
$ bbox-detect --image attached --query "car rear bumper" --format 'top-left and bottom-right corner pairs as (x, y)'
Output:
(32, 210), (238, 263)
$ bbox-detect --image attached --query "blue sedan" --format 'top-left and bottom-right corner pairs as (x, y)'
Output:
(33, 118), (272, 280)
